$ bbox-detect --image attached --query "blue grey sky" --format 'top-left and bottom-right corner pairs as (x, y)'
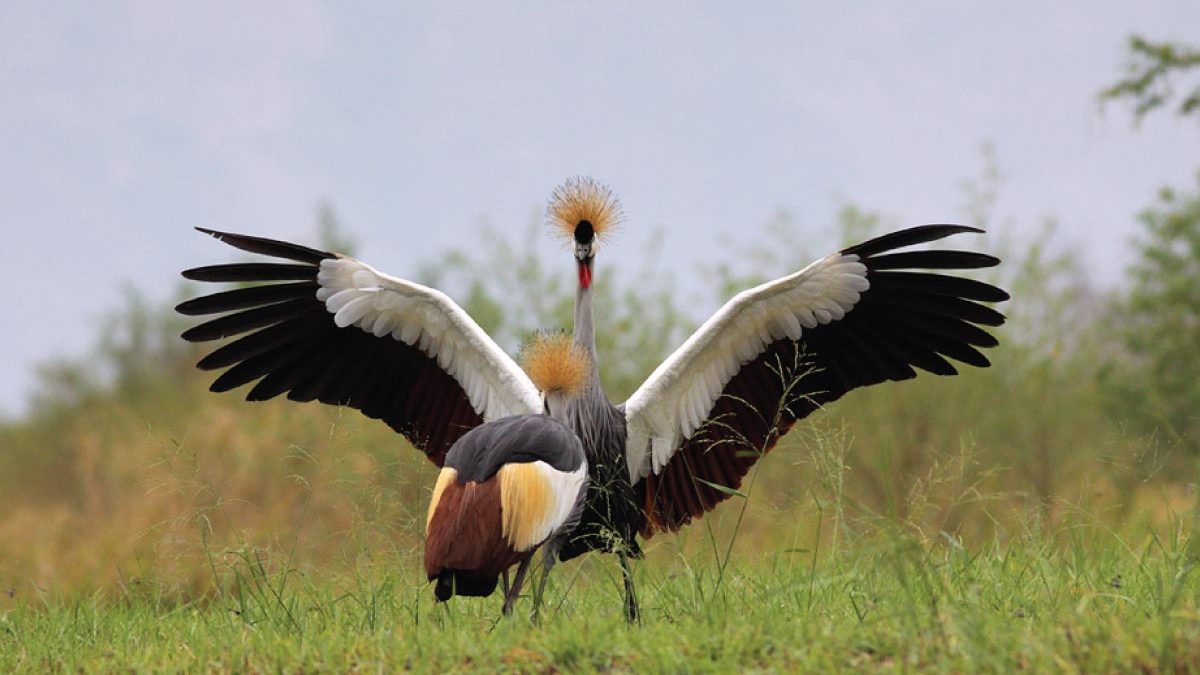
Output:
(2, 2), (1197, 418)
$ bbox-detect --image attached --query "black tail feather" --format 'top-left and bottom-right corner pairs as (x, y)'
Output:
(434, 572), (455, 602)
(434, 570), (500, 602)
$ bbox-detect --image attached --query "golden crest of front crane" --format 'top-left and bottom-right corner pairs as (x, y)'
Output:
(547, 176), (622, 244)
(521, 331), (590, 397)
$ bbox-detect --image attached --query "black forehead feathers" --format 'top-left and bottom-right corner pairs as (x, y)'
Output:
(574, 220), (595, 245)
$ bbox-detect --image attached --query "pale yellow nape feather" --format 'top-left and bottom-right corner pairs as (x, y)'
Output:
(547, 176), (622, 243)
(498, 463), (555, 551)
(521, 332), (590, 397)
(426, 468), (457, 534)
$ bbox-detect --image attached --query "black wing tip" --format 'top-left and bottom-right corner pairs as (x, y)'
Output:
(952, 251), (1000, 268)
(195, 355), (226, 372)
(187, 227), (333, 264)
(933, 362), (960, 377)
(174, 298), (202, 315)
(194, 226), (236, 242)
(948, 224), (984, 234)
(842, 224), (988, 257)
(193, 226), (253, 245)
(918, 224), (985, 236)
(866, 250), (1002, 272)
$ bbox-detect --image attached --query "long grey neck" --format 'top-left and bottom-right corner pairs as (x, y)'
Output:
(568, 268), (626, 467)
(573, 281), (604, 397)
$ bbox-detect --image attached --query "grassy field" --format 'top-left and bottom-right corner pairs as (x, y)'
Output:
(1, 373), (1198, 671)
(2, 517), (1198, 672)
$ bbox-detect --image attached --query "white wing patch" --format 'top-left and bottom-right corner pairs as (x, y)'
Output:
(622, 252), (869, 482)
(316, 257), (541, 421)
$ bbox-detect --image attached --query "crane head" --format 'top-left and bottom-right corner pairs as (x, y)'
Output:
(547, 176), (621, 288)
(520, 330), (591, 413)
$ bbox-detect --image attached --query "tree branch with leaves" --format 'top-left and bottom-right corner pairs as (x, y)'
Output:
(1099, 35), (1200, 123)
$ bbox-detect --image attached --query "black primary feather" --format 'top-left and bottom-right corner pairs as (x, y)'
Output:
(178, 228), (485, 465)
(195, 227), (331, 264)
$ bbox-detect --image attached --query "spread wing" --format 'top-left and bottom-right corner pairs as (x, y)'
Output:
(622, 225), (1009, 535)
(177, 229), (541, 465)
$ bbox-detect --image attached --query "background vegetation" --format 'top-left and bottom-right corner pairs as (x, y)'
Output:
(0, 34), (1197, 672)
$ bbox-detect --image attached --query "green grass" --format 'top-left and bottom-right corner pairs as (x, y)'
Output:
(2, 362), (1198, 672)
(3, 520), (1198, 673)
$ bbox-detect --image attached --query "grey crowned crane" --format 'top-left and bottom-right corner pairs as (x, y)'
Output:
(544, 178), (1010, 621)
(425, 333), (590, 616)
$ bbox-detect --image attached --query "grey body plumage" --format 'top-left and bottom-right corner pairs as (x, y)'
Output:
(556, 382), (643, 561)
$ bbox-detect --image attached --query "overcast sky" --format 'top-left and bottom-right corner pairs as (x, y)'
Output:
(2, 2), (1197, 418)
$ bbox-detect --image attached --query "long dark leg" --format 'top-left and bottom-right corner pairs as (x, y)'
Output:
(502, 557), (532, 616)
(500, 569), (510, 599)
(619, 552), (639, 623)
(531, 546), (557, 625)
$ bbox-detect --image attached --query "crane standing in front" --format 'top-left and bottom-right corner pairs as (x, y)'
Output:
(177, 179), (1008, 622)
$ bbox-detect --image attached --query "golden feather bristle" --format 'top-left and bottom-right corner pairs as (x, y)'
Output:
(521, 331), (590, 396)
(547, 176), (622, 243)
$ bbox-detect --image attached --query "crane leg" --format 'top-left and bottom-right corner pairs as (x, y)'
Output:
(502, 556), (532, 617)
(619, 552), (639, 623)
(530, 546), (559, 625)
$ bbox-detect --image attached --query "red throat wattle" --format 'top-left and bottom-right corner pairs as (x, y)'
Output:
(577, 260), (592, 289)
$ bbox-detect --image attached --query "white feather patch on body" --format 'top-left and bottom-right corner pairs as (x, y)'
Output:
(316, 257), (541, 421)
(622, 252), (870, 482)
